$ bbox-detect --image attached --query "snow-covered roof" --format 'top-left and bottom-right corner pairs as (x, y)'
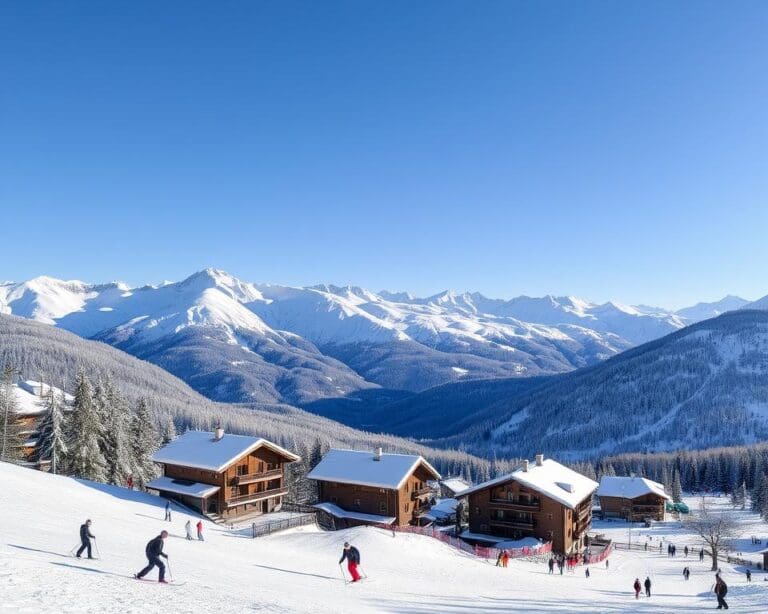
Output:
(146, 476), (221, 498)
(312, 502), (396, 525)
(13, 381), (73, 416)
(459, 457), (598, 509)
(307, 449), (441, 490)
(597, 476), (671, 501)
(423, 498), (457, 521)
(152, 430), (300, 472)
(440, 478), (470, 495)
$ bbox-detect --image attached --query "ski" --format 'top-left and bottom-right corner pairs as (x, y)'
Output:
(133, 577), (187, 586)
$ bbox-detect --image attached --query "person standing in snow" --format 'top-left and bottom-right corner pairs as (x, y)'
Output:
(585, 567), (590, 579)
(633, 578), (641, 599)
(501, 550), (509, 568)
(746, 568), (752, 582)
(700, 549), (705, 562)
(713, 574), (728, 609)
(495, 551), (502, 567)
(127, 475), (134, 490)
(185, 520), (193, 540)
(548, 557), (554, 574)
(339, 542), (361, 583)
(164, 500), (172, 522)
(683, 567), (690, 581)
(684, 545), (689, 557)
(605, 558), (609, 570)
(196, 520), (204, 541)
(644, 576), (652, 597)
(76, 519), (95, 559)
(135, 530), (170, 583)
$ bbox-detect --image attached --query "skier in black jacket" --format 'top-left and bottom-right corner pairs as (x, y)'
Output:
(135, 530), (169, 583)
(339, 542), (362, 582)
(76, 520), (95, 559)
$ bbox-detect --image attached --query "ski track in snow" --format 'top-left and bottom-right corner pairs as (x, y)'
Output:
(1, 463), (767, 613)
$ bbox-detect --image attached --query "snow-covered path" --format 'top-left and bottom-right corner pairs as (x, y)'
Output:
(1, 463), (766, 613)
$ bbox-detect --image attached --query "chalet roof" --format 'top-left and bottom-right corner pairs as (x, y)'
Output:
(14, 381), (73, 416)
(307, 449), (441, 490)
(147, 476), (221, 498)
(313, 502), (396, 525)
(597, 476), (671, 501)
(459, 457), (598, 509)
(440, 478), (470, 495)
(152, 430), (300, 472)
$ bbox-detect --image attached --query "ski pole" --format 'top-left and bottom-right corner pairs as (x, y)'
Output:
(359, 566), (368, 579)
(338, 563), (346, 583)
(166, 558), (173, 582)
(93, 539), (102, 560)
(70, 543), (80, 556)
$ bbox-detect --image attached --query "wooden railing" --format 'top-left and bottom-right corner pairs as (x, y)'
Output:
(489, 517), (535, 529)
(226, 486), (288, 507)
(489, 498), (541, 510)
(411, 487), (432, 500)
(232, 468), (282, 485)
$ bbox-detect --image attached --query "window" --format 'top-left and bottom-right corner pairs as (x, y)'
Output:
(379, 502), (387, 513)
(475, 507), (480, 515)
(237, 464), (248, 476)
(547, 513), (553, 520)
(379, 488), (385, 494)
(405, 503), (410, 512)
(258, 462), (265, 473)
(354, 498), (361, 508)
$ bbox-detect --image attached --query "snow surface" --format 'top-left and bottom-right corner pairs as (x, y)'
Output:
(597, 476), (671, 501)
(12, 380), (72, 416)
(460, 458), (599, 509)
(151, 430), (299, 473)
(307, 449), (441, 490)
(3, 464), (767, 613)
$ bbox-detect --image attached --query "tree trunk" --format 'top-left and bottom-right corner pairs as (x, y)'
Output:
(710, 547), (718, 571)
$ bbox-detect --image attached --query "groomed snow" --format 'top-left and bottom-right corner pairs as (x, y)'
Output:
(151, 430), (300, 472)
(597, 476), (671, 501)
(460, 458), (598, 509)
(1, 463), (767, 612)
(307, 449), (440, 490)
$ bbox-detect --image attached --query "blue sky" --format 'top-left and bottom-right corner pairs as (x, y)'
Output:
(2, 1), (767, 308)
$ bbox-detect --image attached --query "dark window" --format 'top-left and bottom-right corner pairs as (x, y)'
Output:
(379, 502), (387, 513)
(354, 498), (361, 507)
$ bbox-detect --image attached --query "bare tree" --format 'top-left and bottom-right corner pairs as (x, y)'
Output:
(687, 496), (740, 571)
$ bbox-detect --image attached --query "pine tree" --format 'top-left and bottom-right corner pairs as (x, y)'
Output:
(0, 363), (24, 462)
(671, 469), (683, 503)
(162, 418), (177, 444)
(36, 385), (68, 474)
(740, 481), (748, 511)
(130, 398), (160, 488)
(102, 378), (133, 486)
(751, 471), (768, 514)
(66, 369), (107, 481)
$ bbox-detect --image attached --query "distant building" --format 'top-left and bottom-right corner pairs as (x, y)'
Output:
(148, 429), (300, 520)
(461, 454), (598, 554)
(596, 476), (670, 522)
(308, 448), (441, 528)
(439, 477), (471, 499)
(12, 381), (72, 470)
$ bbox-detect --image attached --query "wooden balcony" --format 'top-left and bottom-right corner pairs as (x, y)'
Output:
(225, 486), (288, 507)
(489, 498), (541, 511)
(412, 506), (430, 518)
(489, 517), (535, 529)
(232, 468), (283, 485)
(411, 487), (432, 500)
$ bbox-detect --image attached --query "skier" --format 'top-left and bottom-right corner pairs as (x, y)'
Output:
(495, 551), (503, 567)
(559, 557), (564, 575)
(746, 568), (752, 582)
(135, 530), (170, 583)
(127, 475), (134, 490)
(684, 545), (689, 557)
(585, 567), (590, 578)
(185, 520), (193, 540)
(164, 500), (172, 522)
(196, 520), (204, 541)
(501, 550), (509, 568)
(76, 519), (95, 559)
(683, 566), (690, 581)
(644, 576), (652, 597)
(713, 574), (728, 609)
(548, 557), (554, 574)
(633, 578), (641, 599)
(339, 542), (361, 583)
(605, 558), (609, 570)
(699, 549), (705, 562)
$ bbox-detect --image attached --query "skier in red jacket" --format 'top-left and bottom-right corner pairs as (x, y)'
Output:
(196, 520), (204, 541)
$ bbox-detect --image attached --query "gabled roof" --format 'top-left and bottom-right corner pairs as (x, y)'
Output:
(307, 449), (441, 490)
(440, 478), (470, 495)
(459, 457), (598, 509)
(597, 476), (671, 501)
(152, 430), (300, 472)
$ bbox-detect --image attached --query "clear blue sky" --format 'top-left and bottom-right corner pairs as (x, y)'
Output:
(2, 1), (767, 308)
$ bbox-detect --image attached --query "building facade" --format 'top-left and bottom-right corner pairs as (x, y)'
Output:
(148, 429), (300, 520)
(462, 455), (598, 554)
(597, 476), (670, 522)
(308, 448), (441, 528)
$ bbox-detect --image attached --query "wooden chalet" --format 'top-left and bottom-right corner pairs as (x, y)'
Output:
(12, 381), (72, 470)
(308, 448), (441, 528)
(148, 428), (300, 520)
(460, 454), (598, 554)
(439, 477), (470, 499)
(596, 476), (670, 522)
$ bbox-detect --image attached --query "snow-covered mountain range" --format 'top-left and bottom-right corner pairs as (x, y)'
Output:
(0, 268), (752, 406)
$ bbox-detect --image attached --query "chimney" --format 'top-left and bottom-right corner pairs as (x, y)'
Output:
(535, 454), (544, 467)
(373, 447), (383, 461)
(214, 427), (224, 441)
(522, 459), (529, 472)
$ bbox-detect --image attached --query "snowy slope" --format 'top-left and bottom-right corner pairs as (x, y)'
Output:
(2, 462), (767, 613)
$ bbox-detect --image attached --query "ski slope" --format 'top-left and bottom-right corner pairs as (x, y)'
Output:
(1, 463), (767, 613)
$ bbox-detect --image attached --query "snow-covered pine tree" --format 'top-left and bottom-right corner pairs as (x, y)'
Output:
(671, 469), (683, 503)
(66, 369), (107, 481)
(102, 378), (133, 486)
(162, 417), (177, 444)
(740, 481), (748, 510)
(751, 471), (768, 513)
(0, 363), (24, 462)
(36, 385), (68, 474)
(130, 398), (161, 488)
